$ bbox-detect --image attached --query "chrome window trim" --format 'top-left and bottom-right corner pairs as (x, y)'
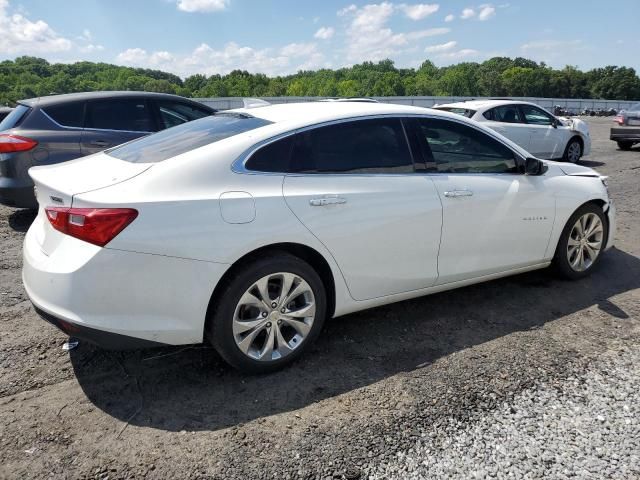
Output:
(40, 107), (153, 134)
(231, 113), (527, 176)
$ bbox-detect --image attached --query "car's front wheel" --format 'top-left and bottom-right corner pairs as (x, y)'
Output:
(563, 137), (582, 163)
(553, 203), (608, 280)
(209, 253), (327, 373)
(617, 141), (633, 151)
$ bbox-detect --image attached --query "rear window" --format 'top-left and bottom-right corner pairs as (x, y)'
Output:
(107, 113), (272, 163)
(43, 101), (85, 128)
(435, 107), (476, 118)
(0, 104), (30, 131)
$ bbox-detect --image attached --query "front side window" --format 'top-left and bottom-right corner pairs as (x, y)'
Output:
(43, 101), (85, 128)
(86, 99), (154, 132)
(520, 105), (554, 126)
(108, 113), (272, 163)
(418, 118), (518, 174)
(290, 118), (413, 174)
(483, 105), (524, 123)
(156, 101), (212, 129)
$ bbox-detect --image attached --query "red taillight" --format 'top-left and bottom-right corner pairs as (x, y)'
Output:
(614, 116), (624, 126)
(0, 134), (38, 153)
(45, 207), (138, 247)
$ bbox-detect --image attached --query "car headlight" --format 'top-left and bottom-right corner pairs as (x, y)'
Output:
(600, 176), (610, 196)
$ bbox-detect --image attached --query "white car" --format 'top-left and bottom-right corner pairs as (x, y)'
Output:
(22, 101), (615, 373)
(434, 100), (591, 163)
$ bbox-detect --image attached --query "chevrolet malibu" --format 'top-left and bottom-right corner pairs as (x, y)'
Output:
(23, 102), (615, 373)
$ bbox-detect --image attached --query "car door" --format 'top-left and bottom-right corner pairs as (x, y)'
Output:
(481, 105), (532, 152)
(518, 104), (564, 159)
(415, 117), (555, 285)
(281, 117), (443, 301)
(81, 98), (156, 155)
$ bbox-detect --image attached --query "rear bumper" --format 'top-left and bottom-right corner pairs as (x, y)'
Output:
(34, 306), (166, 349)
(22, 217), (229, 348)
(610, 127), (640, 142)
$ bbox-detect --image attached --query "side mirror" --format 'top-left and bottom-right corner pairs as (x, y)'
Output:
(525, 157), (547, 176)
(552, 118), (559, 128)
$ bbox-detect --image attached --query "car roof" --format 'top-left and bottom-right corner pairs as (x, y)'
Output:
(231, 101), (445, 128)
(18, 91), (206, 108)
(435, 99), (539, 111)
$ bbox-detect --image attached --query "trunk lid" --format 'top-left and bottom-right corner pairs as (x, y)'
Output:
(29, 152), (151, 255)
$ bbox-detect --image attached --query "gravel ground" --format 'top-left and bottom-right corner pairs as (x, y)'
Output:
(0, 117), (639, 480)
(370, 346), (640, 479)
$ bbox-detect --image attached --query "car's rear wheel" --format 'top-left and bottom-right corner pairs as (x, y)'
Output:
(617, 141), (633, 151)
(553, 203), (608, 280)
(563, 137), (582, 163)
(209, 253), (326, 373)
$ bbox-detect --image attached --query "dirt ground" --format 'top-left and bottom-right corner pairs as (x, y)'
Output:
(1, 117), (639, 480)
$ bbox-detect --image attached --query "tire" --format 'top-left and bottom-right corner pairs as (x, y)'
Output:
(563, 137), (582, 163)
(617, 141), (633, 151)
(209, 252), (327, 373)
(552, 203), (608, 280)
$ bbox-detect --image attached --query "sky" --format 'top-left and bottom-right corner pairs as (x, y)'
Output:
(1, 0), (639, 78)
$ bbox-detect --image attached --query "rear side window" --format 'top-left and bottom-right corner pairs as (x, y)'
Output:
(107, 113), (272, 163)
(0, 104), (30, 131)
(245, 136), (294, 172)
(290, 118), (413, 174)
(156, 101), (212, 129)
(43, 101), (85, 128)
(86, 99), (154, 132)
(483, 105), (524, 123)
(418, 118), (517, 174)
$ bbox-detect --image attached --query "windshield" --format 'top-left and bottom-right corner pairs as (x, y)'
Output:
(107, 113), (272, 163)
(434, 107), (476, 118)
(0, 104), (30, 131)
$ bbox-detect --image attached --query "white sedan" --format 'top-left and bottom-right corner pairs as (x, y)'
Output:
(23, 101), (615, 373)
(434, 100), (591, 163)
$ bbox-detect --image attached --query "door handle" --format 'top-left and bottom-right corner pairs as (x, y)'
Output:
(309, 196), (347, 206)
(90, 140), (110, 147)
(443, 189), (474, 198)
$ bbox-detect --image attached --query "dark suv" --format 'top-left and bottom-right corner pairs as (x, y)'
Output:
(0, 91), (215, 208)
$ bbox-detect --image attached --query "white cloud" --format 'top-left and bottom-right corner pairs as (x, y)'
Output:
(478, 4), (496, 20)
(314, 26), (335, 40)
(176, 0), (228, 13)
(0, 0), (72, 54)
(338, 2), (449, 63)
(116, 41), (328, 76)
(436, 48), (479, 59)
(425, 40), (457, 53)
(79, 44), (104, 53)
(444, 13), (454, 22)
(460, 8), (475, 19)
(399, 3), (439, 20)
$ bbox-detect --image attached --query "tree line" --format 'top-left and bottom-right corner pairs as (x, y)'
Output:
(1, 56), (640, 106)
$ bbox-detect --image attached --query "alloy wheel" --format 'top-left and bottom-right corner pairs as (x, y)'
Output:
(232, 272), (316, 362)
(567, 141), (582, 163)
(567, 212), (604, 272)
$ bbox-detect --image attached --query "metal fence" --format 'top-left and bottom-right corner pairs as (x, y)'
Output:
(195, 96), (639, 112)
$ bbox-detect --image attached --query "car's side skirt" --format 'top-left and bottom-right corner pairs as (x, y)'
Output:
(334, 261), (552, 318)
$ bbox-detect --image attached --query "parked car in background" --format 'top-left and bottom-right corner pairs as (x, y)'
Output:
(434, 100), (590, 163)
(0, 91), (215, 208)
(22, 101), (615, 373)
(0, 107), (12, 123)
(611, 103), (640, 150)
